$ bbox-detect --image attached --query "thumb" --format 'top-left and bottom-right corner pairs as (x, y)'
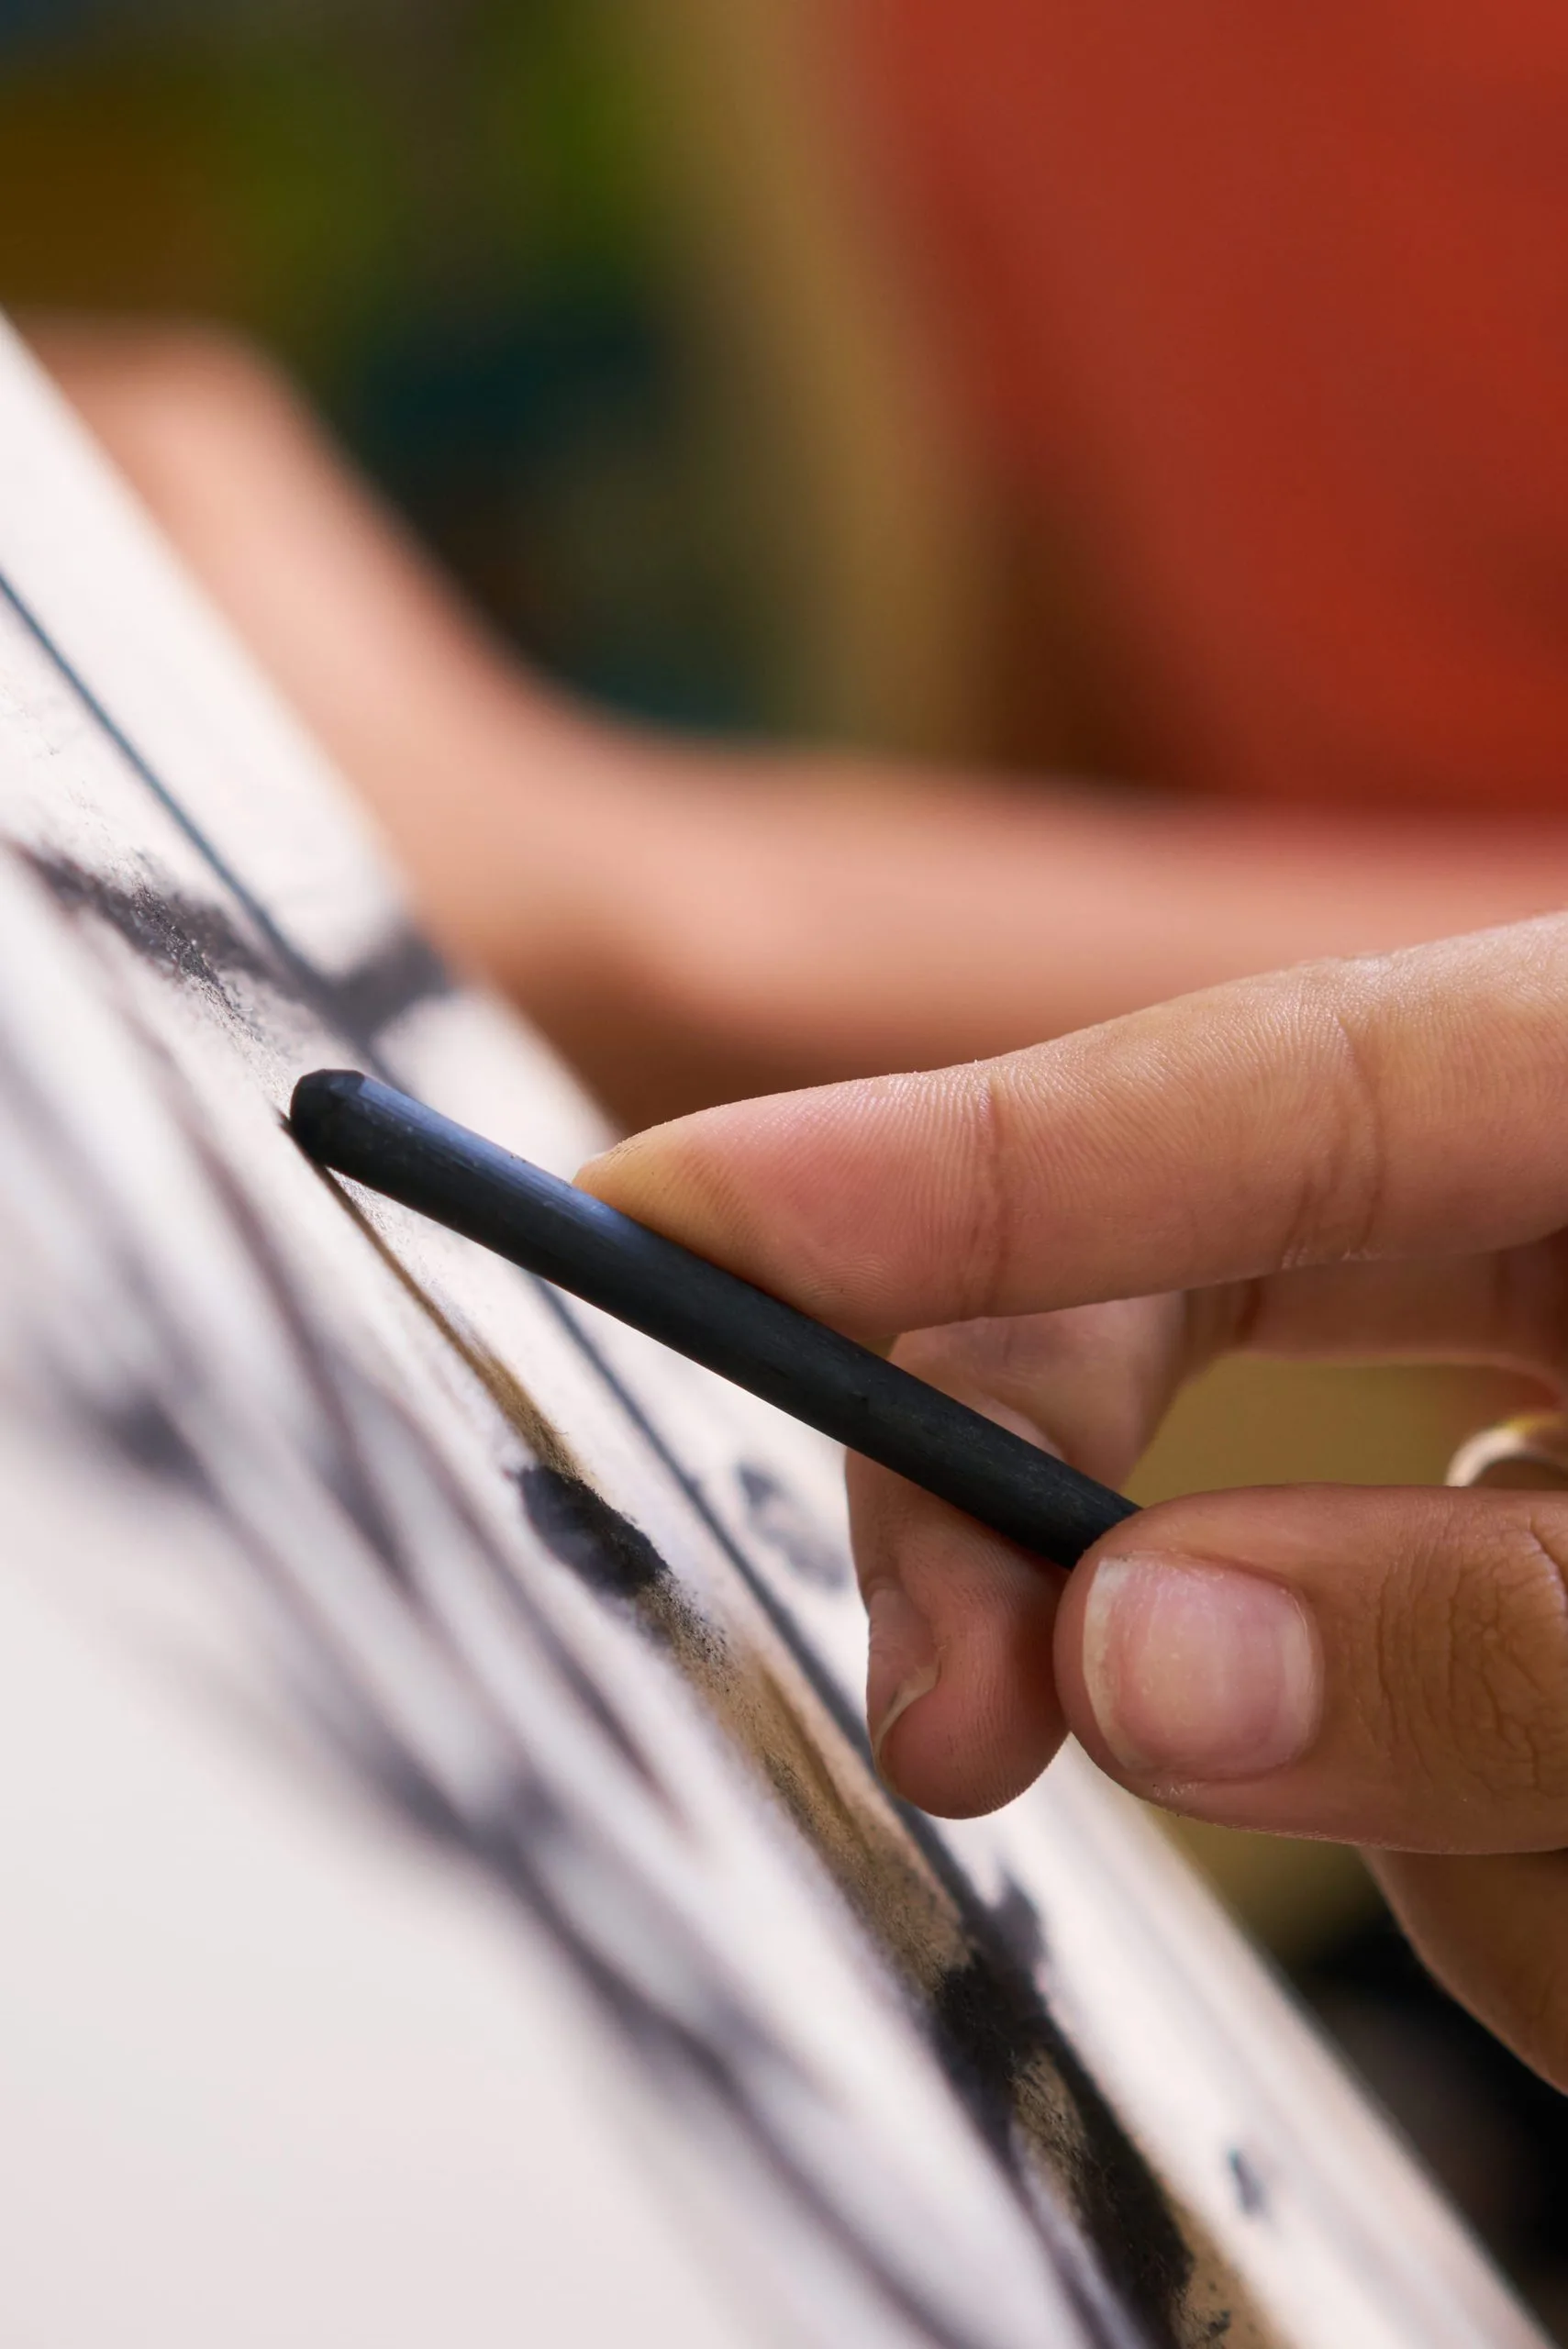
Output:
(1054, 1484), (1568, 1852)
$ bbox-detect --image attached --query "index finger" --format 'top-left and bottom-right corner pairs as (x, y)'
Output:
(579, 918), (1568, 1341)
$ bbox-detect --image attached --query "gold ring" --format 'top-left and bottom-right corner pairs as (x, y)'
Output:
(1446, 1411), (1568, 1492)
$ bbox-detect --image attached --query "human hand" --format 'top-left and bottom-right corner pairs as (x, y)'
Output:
(583, 917), (1568, 2086)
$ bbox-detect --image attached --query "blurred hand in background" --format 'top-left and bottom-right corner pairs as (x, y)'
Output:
(33, 319), (1568, 1131)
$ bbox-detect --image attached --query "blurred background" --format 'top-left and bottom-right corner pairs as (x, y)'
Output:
(0, 0), (1010, 751)
(0, 0), (1562, 2331)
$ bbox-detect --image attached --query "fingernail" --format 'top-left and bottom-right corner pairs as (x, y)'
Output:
(866, 1585), (939, 1780)
(1082, 1556), (1321, 1781)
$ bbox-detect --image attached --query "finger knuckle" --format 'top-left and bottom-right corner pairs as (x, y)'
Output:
(963, 1063), (1018, 1316)
(1277, 973), (1389, 1270)
(1430, 1510), (1568, 1804)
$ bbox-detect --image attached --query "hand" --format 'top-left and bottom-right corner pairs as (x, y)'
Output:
(583, 916), (1568, 2087)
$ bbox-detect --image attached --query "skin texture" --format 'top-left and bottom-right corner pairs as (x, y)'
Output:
(582, 917), (1568, 2089)
(31, 318), (1568, 1129)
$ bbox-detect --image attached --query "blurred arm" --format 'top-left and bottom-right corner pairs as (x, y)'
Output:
(34, 320), (1568, 1127)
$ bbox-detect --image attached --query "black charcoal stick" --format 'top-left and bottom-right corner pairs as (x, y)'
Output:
(289, 1069), (1138, 1569)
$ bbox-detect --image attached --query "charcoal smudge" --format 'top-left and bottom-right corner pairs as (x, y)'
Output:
(1229, 2149), (1268, 2219)
(331, 928), (453, 1037)
(738, 1463), (849, 1589)
(24, 849), (450, 1048)
(25, 850), (272, 1014)
(988, 1875), (1048, 1976)
(933, 1930), (1196, 2345)
(518, 1465), (668, 1599)
(96, 1389), (213, 1494)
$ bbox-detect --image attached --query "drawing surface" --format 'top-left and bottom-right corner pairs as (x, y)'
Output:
(0, 326), (1541, 2349)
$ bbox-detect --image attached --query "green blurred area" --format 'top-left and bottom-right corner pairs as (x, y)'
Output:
(0, 0), (767, 728)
